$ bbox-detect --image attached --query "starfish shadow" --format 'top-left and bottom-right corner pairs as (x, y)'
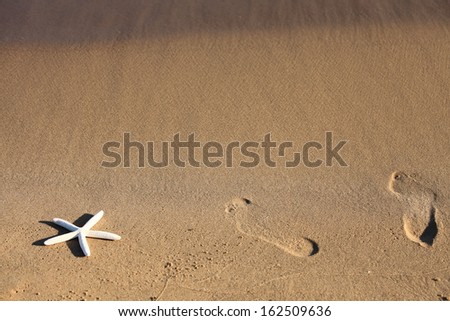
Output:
(34, 213), (95, 257)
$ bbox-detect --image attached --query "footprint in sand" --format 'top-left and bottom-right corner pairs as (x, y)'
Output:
(224, 197), (317, 257)
(389, 171), (440, 247)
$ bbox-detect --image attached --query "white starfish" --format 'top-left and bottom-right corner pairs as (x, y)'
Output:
(44, 210), (121, 256)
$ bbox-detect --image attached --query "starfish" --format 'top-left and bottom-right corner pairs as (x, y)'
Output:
(44, 210), (121, 256)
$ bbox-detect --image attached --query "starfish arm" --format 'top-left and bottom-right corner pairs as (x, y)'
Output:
(44, 231), (79, 245)
(78, 232), (91, 256)
(53, 218), (79, 231)
(86, 230), (121, 241)
(82, 210), (104, 230)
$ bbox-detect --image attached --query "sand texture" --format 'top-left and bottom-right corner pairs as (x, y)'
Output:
(1, 0), (449, 300)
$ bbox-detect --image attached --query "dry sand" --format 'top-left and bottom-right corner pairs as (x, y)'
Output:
(1, 0), (449, 300)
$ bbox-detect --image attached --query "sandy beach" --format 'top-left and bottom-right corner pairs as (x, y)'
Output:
(1, 0), (449, 300)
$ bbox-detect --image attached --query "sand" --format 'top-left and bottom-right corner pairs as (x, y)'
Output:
(1, 0), (449, 300)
